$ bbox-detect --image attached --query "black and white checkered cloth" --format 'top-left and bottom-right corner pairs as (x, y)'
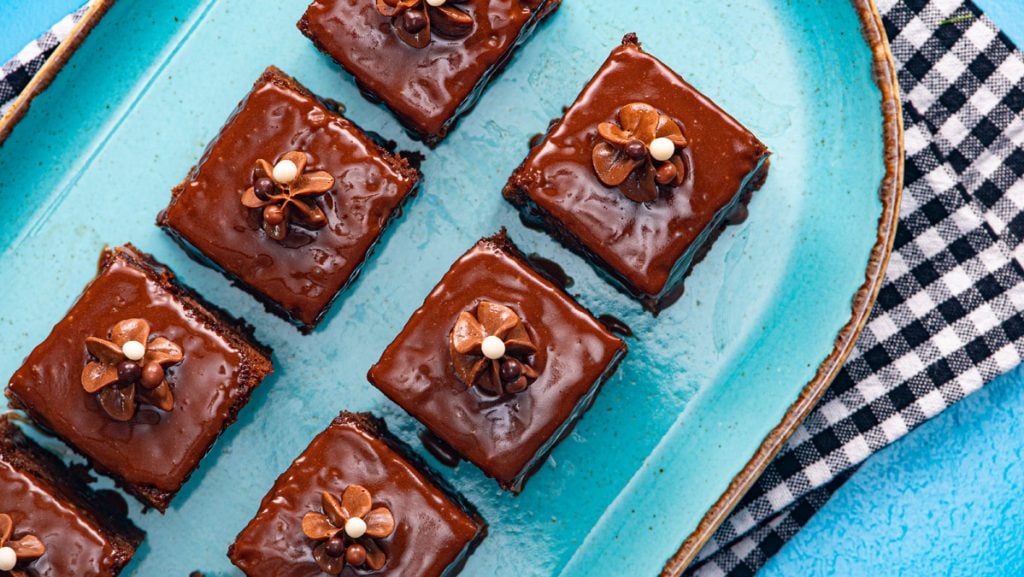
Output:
(0, 3), (89, 115)
(3, 1), (1023, 575)
(687, 1), (1024, 575)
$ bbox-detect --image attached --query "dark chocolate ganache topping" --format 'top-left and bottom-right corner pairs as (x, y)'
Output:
(240, 151), (335, 242)
(449, 301), (540, 396)
(81, 318), (183, 422)
(593, 102), (689, 203)
(375, 0), (473, 49)
(0, 513), (45, 575)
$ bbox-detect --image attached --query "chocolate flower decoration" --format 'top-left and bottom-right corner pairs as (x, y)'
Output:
(0, 513), (45, 576)
(375, 0), (473, 49)
(302, 486), (396, 575)
(592, 102), (689, 203)
(241, 151), (335, 242)
(81, 318), (183, 422)
(450, 301), (539, 396)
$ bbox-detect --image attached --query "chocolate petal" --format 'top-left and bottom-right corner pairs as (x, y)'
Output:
(290, 171), (335, 197)
(82, 362), (119, 394)
(302, 511), (338, 540)
(287, 198), (322, 222)
(110, 318), (150, 349)
(10, 535), (45, 559)
(618, 102), (655, 134)
(593, 142), (641, 187)
(0, 513), (12, 544)
(280, 151), (308, 176)
(341, 485), (373, 519)
(364, 507), (395, 538)
(322, 492), (347, 527)
(655, 115), (685, 140)
(619, 161), (659, 203)
(597, 122), (633, 146)
(395, 8), (431, 49)
(633, 109), (661, 144)
(363, 539), (387, 571)
(85, 337), (122, 364)
(97, 382), (136, 422)
(476, 301), (519, 340)
(503, 323), (536, 354)
(240, 187), (271, 208)
(521, 363), (539, 379)
(451, 350), (488, 388)
(375, 0), (412, 17)
(254, 159), (275, 181)
(138, 380), (174, 412)
(313, 542), (346, 576)
(145, 337), (183, 365)
(451, 312), (486, 355)
(430, 5), (473, 38)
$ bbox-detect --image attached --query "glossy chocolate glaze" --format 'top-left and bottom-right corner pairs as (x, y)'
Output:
(504, 36), (770, 309)
(6, 246), (272, 511)
(368, 233), (626, 491)
(0, 417), (143, 577)
(298, 0), (560, 145)
(230, 412), (485, 577)
(159, 67), (419, 331)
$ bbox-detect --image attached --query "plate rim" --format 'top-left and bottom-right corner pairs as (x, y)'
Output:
(0, 0), (904, 574)
(660, 0), (904, 573)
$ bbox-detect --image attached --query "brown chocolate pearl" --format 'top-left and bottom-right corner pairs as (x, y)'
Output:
(624, 139), (647, 160)
(263, 205), (285, 226)
(345, 544), (367, 566)
(140, 362), (164, 389)
(324, 535), (347, 558)
(116, 361), (142, 385)
(656, 162), (677, 185)
(506, 375), (529, 394)
(402, 10), (427, 33)
(254, 177), (274, 200)
(500, 358), (523, 383)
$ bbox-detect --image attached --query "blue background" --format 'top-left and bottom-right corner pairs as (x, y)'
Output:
(1, 1), (1022, 576)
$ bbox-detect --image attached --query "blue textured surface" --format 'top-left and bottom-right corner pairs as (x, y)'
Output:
(0, 1), (886, 576)
(0, 0), (84, 63)
(978, 0), (1024, 47)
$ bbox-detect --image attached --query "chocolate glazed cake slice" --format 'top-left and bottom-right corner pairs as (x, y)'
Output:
(298, 0), (561, 146)
(368, 231), (627, 493)
(0, 415), (144, 576)
(504, 34), (771, 313)
(6, 245), (273, 511)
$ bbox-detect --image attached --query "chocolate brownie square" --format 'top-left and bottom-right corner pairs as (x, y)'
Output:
(298, 0), (561, 146)
(504, 34), (771, 313)
(0, 415), (144, 576)
(6, 245), (273, 511)
(159, 66), (420, 332)
(368, 231), (627, 492)
(230, 412), (485, 577)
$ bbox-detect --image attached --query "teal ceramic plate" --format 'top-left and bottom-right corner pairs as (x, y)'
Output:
(0, 0), (900, 575)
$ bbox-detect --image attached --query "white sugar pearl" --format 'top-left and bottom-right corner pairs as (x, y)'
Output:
(426, 0), (446, 6)
(272, 159), (299, 184)
(0, 547), (17, 571)
(345, 517), (368, 539)
(122, 340), (146, 361)
(649, 137), (676, 162)
(481, 336), (506, 360)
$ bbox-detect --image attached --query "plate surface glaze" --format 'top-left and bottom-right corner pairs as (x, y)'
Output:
(0, 0), (899, 575)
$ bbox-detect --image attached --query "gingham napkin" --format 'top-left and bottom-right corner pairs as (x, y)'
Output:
(0, 3), (89, 116)
(3, 2), (1024, 576)
(688, 1), (1024, 574)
